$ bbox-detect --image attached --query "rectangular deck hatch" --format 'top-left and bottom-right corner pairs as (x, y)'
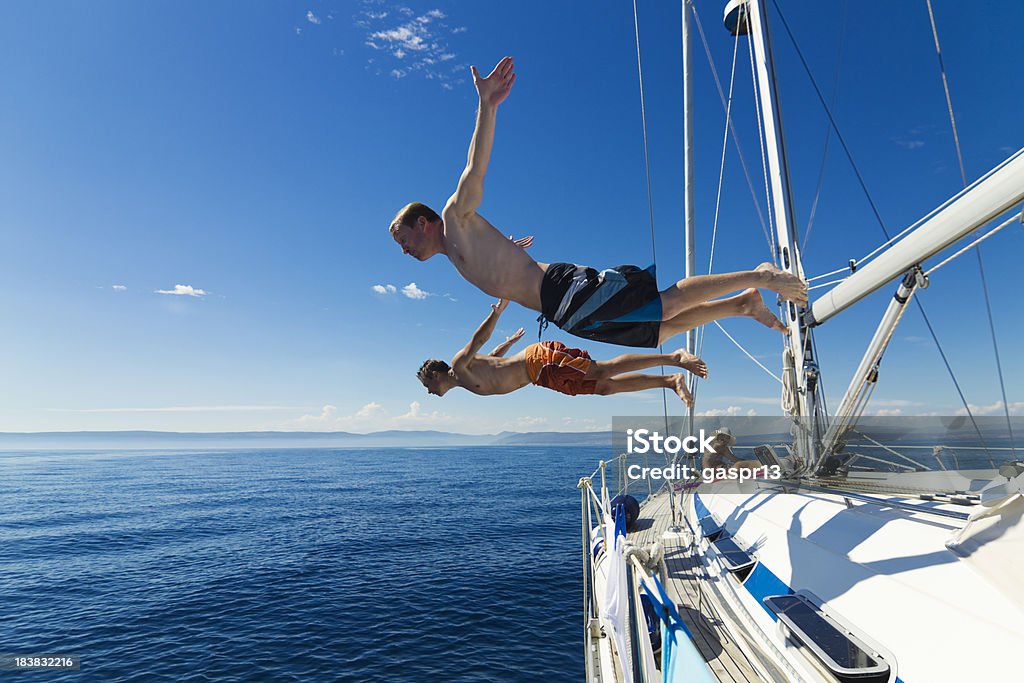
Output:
(698, 515), (723, 541)
(763, 594), (890, 681)
(710, 535), (756, 578)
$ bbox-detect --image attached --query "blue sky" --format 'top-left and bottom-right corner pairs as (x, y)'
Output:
(1, 0), (1021, 434)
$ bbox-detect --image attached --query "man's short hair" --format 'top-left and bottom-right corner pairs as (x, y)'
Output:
(417, 358), (450, 384)
(390, 202), (440, 232)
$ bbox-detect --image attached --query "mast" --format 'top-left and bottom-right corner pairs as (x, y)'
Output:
(670, 0), (696, 531)
(683, 0), (696, 364)
(724, 0), (818, 463)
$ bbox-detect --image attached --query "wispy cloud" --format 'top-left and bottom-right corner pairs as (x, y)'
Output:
(358, 3), (468, 88)
(955, 400), (1024, 417)
(287, 400), (456, 431)
(156, 284), (207, 297)
(306, 10), (321, 25)
(112, 284), (127, 291)
(372, 284), (398, 294)
(696, 406), (758, 417)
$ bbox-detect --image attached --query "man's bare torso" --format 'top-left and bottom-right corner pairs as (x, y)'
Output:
(441, 205), (547, 311)
(454, 351), (532, 396)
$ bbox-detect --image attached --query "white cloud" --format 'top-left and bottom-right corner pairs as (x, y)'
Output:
(306, 10), (321, 24)
(355, 401), (385, 419)
(360, 4), (467, 89)
(873, 408), (903, 416)
(955, 400), (1024, 417)
(372, 284), (398, 295)
(401, 282), (429, 299)
(286, 400), (454, 431)
(112, 284), (127, 291)
(393, 400), (454, 426)
(696, 406), (745, 417)
(372, 25), (427, 51)
(156, 284), (207, 297)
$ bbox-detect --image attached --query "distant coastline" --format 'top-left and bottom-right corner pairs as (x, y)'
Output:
(0, 429), (613, 450)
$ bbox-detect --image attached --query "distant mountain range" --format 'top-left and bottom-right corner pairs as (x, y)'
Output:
(0, 430), (613, 450)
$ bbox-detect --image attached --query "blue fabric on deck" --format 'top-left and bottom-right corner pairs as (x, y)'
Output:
(641, 574), (715, 683)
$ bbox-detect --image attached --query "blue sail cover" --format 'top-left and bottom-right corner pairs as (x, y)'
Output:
(641, 574), (716, 683)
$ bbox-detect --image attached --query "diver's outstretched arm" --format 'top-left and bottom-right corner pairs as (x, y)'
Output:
(446, 57), (516, 219)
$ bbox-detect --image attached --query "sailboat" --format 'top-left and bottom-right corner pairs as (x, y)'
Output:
(578, 1), (1024, 681)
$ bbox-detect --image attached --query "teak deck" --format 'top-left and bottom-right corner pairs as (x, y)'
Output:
(628, 491), (785, 683)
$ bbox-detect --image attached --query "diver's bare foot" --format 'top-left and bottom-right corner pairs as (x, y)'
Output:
(672, 349), (708, 379)
(756, 262), (808, 306)
(738, 288), (787, 333)
(671, 373), (694, 407)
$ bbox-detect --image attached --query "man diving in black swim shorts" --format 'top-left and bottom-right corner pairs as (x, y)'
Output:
(388, 57), (808, 348)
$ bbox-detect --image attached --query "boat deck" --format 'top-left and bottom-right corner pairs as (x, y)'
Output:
(628, 490), (783, 683)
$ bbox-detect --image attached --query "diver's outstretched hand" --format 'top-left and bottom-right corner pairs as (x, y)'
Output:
(509, 234), (534, 249)
(491, 298), (509, 315)
(472, 56), (516, 108)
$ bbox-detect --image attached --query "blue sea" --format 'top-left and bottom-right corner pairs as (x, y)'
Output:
(0, 446), (604, 681)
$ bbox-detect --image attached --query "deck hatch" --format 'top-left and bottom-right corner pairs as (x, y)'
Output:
(698, 515), (723, 541)
(710, 535), (756, 578)
(763, 594), (890, 681)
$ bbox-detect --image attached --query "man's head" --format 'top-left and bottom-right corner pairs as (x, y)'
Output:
(417, 358), (454, 396)
(390, 202), (443, 260)
(710, 427), (736, 450)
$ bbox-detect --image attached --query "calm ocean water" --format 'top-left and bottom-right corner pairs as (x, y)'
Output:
(0, 446), (605, 681)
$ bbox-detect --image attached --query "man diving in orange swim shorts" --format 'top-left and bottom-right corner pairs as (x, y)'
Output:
(415, 299), (708, 406)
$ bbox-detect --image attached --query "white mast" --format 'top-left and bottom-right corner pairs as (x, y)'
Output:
(683, 0), (696, 363)
(725, 0), (816, 461)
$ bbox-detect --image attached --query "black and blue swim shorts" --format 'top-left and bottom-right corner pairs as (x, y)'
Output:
(539, 262), (663, 348)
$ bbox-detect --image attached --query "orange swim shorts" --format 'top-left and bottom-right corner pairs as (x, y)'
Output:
(523, 341), (599, 396)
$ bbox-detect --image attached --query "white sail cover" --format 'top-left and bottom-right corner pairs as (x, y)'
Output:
(603, 510), (633, 683)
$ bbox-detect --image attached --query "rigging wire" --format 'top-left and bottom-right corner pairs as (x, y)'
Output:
(707, 31), (743, 286)
(767, 0), (990, 446)
(631, 0), (670, 433)
(689, 3), (774, 253)
(691, 26), (742, 406)
(712, 322), (784, 385)
(924, 211), (1022, 276)
(802, 0), (849, 254)
(767, 0), (890, 240)
(925, 0), (1016, 456)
